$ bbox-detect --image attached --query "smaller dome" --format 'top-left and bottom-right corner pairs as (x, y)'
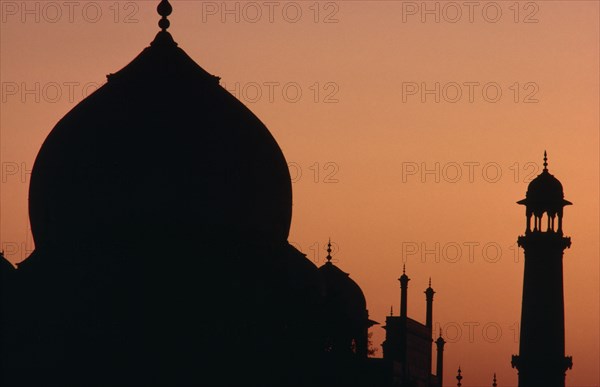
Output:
(517, 152), (572, 214)
(319, 261), (367, 316)
(526, 170), (564, 203)
(318, 240), (368, 323)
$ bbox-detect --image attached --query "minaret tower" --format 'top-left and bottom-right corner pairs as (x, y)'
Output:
(425, 278), (435, 332)
(400, 264), (410, 318)
(511, 152), (573, 387)
(435, 330), (446, 387)
(425, 278), (435, 386)
(399, 265), (410, 381)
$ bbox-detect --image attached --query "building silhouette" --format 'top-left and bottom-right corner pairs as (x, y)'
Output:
(511, 152), (573, 386)
(0, 1), (578, 386)
(0, 2), (454, 383)
(380, 266), (444, 387)
(2, 1), (325, 385)
(316, 240), (383, 385)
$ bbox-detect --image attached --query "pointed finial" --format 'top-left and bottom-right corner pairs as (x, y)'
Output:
(435, 328), (446, 345)
(157, 0), (173, 31)
(543, 150), (548, 172)
(492, 373), (497, 387)
(456, 367), (463, 387)
(429, 277), (432, 287)
(326, 238), (332, 262)
(400, 264), (409, 283)
(390, 305), (393, 316)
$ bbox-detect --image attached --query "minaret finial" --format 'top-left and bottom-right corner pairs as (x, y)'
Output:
(429, 277), (432, 287)
(456, 366), (463, 387)
(403, 264), (406, 275)
(390, 305), (393, 316)
(492, 373), (497, 387)
(326, 238), (332, 262)
(158, 0), (173, 31)
(439, 328), (443, 337)
(543, 150), (548, 172)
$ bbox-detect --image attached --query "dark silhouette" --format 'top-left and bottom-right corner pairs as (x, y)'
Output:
(511, 152), (573, 387)
(380, 266), (445, 387)
(317, 240), (379, 385)
(435, 331), (446, 387)
(2, 1), (328, 385)
(5, 2), (566, 387)
(1, 1), (404, 385)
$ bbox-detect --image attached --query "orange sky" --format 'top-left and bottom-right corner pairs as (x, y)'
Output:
(1, 1), (598, 386)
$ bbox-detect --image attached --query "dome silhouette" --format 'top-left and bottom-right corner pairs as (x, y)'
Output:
(526, 171), (564, 202)
(319, 260), (367, 316)
(12, 12), (323, 385)
(517, 152), (571, 216)
(28, 29), (292, 251)
(316, 241), (376, 364)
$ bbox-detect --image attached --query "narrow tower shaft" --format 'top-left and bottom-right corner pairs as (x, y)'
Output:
(425, 278), (435, 332)
(425, 279), (435, 387)
(399, 265), (409, 318)
(435, 332), (445, 387)
(514, 234), (572, 386)
(398, 265), (410, 382)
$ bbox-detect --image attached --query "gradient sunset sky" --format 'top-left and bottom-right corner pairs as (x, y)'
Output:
(1, 1), (598, 386)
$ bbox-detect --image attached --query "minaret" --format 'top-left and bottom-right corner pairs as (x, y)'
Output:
(399, 265), (410, 381)
(425, 277), (435, 332)
(399, 264), (410, 317)
(435, 330), (446, 387)
(425, 278), (435, 387)
(511, 152), (573, 386)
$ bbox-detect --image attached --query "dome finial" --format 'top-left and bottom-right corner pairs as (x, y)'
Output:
(456, 366), (463, 387)
(326, 238), (332, 262)
(403, 264), (406, 275)
(543, 150), (548, 172)
(157, 0), (173, 31)
(429, 277), (432, 287)
(492, 373), (497, 387)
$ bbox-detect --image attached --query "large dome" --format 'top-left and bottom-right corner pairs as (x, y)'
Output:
(29, 30), (292, 250)
(10, 6), (325, 386)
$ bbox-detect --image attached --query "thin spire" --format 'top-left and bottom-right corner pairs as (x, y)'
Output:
(429, 277), (432, 287)
(157, 0), (173, 31)
(326, 238), (332, 263)
(390, 305), (393, 316)
(492, 373), (497, 387)
(456, 366), (463, 387)
(439, 328), (443, 338)
(543, 150), (548, 172)
(400, 264), (409, 282)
